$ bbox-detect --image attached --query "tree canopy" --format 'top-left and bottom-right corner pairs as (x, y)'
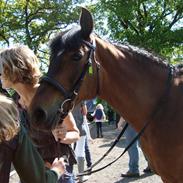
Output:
(0, 0), (80, 70)
(0, 0), (182, 65)
(94, 0), (183, 62)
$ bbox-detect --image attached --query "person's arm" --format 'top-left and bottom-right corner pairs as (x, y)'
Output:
(81, 102), (93, 139)
(81, 102), (87, 116)
(117, 117), (126, 130)
(52, 112), (80, 144)
(102, 110), (106, 121)
(50, 157), (66, 179)
(83, 116), (93, 140)
(13, 126), (65, 183)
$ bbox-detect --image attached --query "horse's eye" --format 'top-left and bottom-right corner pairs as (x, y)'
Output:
(72, 52), (82, 61)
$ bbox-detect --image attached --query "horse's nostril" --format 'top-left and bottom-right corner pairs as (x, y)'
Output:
(33, 107), (47, 125)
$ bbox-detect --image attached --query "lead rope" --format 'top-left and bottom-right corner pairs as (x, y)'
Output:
(77, 121), (148, 177)
(86, 123), (128, 170)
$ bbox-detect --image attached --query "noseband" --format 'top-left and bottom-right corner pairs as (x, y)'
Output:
(40, 40), (96, 122)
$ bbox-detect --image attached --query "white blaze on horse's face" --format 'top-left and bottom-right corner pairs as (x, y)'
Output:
(57, 50), (64, 58)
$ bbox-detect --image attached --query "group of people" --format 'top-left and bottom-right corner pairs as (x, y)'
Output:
(0, 45), (80, 183)
(0, 44), (153, 183)
(0, 93), (66, 183)
(0, 45), (97, 183)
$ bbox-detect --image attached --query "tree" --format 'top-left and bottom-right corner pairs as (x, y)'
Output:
(94, 0), (183, 62)
(0, 0), (79, 70)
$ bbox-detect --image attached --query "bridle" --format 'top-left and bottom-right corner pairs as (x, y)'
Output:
(40, 39), (96, 122)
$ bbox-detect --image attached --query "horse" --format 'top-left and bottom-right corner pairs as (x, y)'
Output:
(29, 8), (183, 183)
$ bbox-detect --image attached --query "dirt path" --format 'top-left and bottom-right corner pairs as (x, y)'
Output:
(10, 123), (162, 183)
(77, 122), (162, 183)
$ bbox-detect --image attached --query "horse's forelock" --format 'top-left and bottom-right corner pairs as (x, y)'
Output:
(62, 26), (82, 50)
(49, 32), (64, 59)
(50, 26), (82, 56)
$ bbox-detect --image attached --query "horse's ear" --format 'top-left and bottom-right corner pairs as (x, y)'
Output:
(79, 7), (93, 39)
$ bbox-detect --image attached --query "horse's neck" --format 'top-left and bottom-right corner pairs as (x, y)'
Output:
(94, 36), (168, 130)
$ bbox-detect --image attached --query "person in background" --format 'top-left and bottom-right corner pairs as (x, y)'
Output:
(72, 102), (90, 183)
(83, 118), (92, 171)
(84, 100), (93, 170)
(0, 93), (66, 183)
(118, 117), (152, 178)
(118, 117), (140, 178)
(0, 45), (80, 183)
(86, 99), (96, 122)
(93, 103), (106, 138)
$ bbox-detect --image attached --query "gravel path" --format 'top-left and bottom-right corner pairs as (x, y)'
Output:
(10, 123), (163, 183)
(76, 123), (163, 183)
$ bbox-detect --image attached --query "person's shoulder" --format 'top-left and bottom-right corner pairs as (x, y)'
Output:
(81, 101), (86, 106)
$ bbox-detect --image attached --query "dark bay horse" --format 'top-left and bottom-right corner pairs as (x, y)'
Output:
(29, 8), (183, 183)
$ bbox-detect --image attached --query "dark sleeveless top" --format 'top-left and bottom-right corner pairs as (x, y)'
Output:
(20, 109), (76, 165)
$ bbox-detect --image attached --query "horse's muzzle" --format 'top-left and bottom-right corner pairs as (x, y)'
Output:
(30, 107), (55, 131)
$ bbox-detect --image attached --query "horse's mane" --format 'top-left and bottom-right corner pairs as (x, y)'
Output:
(49, 29), (169, 69)
(116, 44), (167, 65)
(114, 43), (183, 77)
(93, 33), (169, 69)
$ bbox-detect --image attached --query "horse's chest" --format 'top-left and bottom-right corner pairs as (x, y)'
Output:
(141, 134), (183, 182)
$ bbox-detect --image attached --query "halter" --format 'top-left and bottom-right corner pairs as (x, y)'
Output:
(40, 39), (96, 122)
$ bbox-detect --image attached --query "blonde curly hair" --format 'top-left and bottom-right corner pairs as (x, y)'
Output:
(0, 45), (42, 85)
(0, 94), (20, 143)
(96, 103), (104, 110)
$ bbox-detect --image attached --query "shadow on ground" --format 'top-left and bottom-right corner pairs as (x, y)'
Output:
(90, 122), (126, 149)
(114, 173), (155, 183)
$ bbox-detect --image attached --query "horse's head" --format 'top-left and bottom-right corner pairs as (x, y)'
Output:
(29, 8), (98, 130)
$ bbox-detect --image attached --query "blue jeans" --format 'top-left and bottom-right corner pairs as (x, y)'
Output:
(85, 139), (92, 168)
(58, 165), (75, 183)
(124, 124), (139, 173)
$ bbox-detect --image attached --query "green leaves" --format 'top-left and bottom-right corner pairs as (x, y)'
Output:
(94, 0), (183, 63)
(0, 0), (79, 71)
(0, 0), (182, 66)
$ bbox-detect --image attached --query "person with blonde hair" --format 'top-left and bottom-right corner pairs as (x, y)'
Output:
(93, 103), (106, 138)
(0, 45), (80, 183)
(0, 93), (66, 183)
